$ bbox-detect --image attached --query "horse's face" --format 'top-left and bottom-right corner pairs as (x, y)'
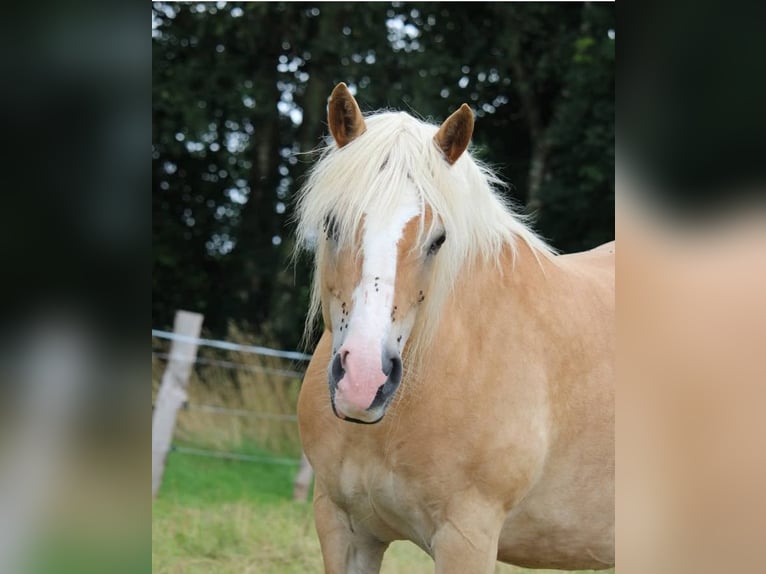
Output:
(316, 84), (473, 424)
(321, 204), (446, 423)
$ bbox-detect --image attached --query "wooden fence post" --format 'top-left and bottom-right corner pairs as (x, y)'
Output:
(152, 310), (204, 498)
(293, 451), (314, 501)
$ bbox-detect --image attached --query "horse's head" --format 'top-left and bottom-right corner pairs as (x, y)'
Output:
(297, 84), (475, 424)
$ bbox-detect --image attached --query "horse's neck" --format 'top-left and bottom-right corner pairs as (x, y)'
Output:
(452, 240), (551, 315)
(398, 239), (557, 419)
(420, 240), (554, 367)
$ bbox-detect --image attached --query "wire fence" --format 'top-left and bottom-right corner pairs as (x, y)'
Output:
(184, 403), (298, 421)
(170, 446), (301, 466)
(152, 330), (308, 466)
(152, 329), (312, 361)
(151, 351), (305, 379)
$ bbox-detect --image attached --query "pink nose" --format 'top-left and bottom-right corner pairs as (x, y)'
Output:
(334, 346), (387, 412)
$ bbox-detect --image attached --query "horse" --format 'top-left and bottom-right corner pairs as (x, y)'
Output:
(295, 83), (614, 573)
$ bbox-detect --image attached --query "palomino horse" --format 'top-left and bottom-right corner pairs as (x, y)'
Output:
(296, 83), (614, 573)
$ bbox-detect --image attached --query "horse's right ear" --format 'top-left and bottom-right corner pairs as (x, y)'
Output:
(328, 83), (366, 148)
(434, 104), (474, 165)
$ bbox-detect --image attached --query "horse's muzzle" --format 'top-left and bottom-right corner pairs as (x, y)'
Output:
(328, 347), (402, 423)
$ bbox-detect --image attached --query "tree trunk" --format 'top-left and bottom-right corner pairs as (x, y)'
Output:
(508, 28), (551, 213)
(525, 139), (551, 214)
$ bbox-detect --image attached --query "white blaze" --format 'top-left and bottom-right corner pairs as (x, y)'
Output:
(346, 194), (420, 348)
(331, 190), (420, 418)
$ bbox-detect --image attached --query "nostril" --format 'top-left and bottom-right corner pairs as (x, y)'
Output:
(331, 352), (345, 384)
(382, 357), (394, 377)
(390, 355), (402, 383)
(339, 348), (350, 368)
(381, 352), (402, 382)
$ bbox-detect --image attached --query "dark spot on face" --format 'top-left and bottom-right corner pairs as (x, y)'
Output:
(397, 335), (402, 343)
(417, 290), (425, 303)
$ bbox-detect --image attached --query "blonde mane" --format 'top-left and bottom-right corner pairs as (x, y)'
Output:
(294, 110), (554, 356)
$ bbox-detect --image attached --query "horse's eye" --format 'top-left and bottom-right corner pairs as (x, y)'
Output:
(427, 233), (446, 255)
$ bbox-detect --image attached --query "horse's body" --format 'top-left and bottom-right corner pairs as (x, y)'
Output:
(297, 84), (614, 573)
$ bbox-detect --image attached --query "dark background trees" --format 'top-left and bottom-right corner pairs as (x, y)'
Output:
(152, 2), (615, 348)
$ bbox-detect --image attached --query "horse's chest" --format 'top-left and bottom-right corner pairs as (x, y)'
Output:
(330, 456), (433, 545)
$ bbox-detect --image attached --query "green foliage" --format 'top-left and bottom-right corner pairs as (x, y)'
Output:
(152, 2), (614, 347)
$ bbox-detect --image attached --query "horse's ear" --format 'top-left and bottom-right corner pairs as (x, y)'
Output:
(434, 104), (474, 165)
(328, 83), (367, 148)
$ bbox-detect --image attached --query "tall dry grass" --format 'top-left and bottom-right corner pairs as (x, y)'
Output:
(151, 324), (304, 457)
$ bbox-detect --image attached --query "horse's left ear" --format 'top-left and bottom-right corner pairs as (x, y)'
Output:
(328, 82), (367, 148)
(434, 104), (474, 165)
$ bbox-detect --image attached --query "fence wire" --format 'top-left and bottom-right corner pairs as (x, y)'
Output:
(152, 329), (312, 361)
(166, 446), (301, 466)
(151, 351), (305, 379)
(183, 402), (298, 421)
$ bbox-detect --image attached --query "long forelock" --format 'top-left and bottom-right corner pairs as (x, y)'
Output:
(294, 111), (554, 355)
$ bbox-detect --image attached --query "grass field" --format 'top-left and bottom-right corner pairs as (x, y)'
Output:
(152, 452), (613, 574)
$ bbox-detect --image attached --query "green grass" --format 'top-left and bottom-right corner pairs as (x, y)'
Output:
(156, 448), (298, 506)
(153, 452), (613, 573)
